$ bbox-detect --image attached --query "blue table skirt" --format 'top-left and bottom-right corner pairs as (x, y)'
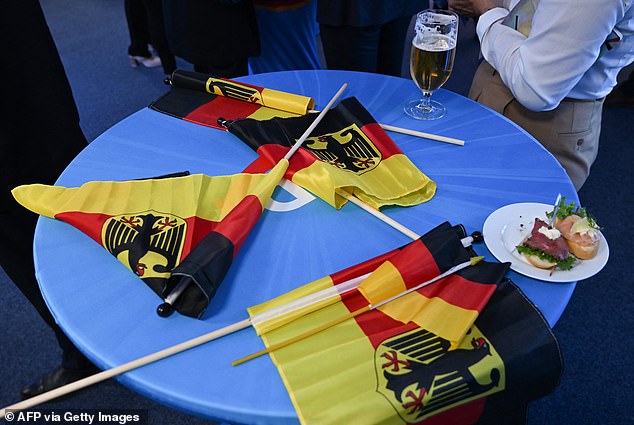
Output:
(33, 70), (576, 423)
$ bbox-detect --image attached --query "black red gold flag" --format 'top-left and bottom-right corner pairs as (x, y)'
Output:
(250, 222), (507, 349)
(248, 221), (561, 424)
(12, 161), (288, 318)
(225, 97), (436, 209)
(150, 70), (314, 131)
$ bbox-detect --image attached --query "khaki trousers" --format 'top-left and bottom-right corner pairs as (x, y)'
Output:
(469, 61), (604, 190)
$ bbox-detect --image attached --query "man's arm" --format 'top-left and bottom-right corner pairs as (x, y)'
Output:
(450, 0), (621, 111)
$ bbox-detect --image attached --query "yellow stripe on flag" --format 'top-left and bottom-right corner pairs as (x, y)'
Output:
(379, 293), (478, 348)
(255, 286), (402, 425)
(292, 154), (436, 209)
(12, 160), (288, 221)
(357, 261), (406, 302)
(248, 276), (337, 335)
(358, 261), (478, 347)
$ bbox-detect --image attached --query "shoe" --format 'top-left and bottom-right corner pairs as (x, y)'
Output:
(20, 364), (99, 401)
(129, 55), (146, 67)
(129, 55), (162, 68)
(141, 56), (162, 68)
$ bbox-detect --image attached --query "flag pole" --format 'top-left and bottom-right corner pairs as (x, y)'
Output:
(0, 83), (350, 419)
(379, 124), (464, 146)
(0, 319), (252, 418)
(336, 189), (420, 240)
(335, 188), (482, 247)
(307, 110), (464, 146)
(285, 84), (347, 160)
(232, 256), (484, 366)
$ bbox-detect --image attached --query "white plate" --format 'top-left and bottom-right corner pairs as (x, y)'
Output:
(483, 203), (609, 283)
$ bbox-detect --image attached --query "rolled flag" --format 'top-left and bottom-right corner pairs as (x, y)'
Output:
(225, 97), (437, 209)
(12, 161), (288, 318)
(150, 69), (315, 130)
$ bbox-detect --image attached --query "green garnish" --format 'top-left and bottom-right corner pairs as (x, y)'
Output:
(545, 196), (601, 230)
(516, 245), (576, 270)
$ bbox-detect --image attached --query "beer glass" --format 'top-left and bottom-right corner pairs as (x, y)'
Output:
(404, 10), (458, 120)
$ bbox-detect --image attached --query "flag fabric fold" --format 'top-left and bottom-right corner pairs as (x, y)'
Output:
(12, 160), (288, 318)
(226, 97), (437, 209)
(150, 70), (315, 131)
(246, 223), (560, 424)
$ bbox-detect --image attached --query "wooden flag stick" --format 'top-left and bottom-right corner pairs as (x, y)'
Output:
(335, 188), (481, 248)
(379, 124), (464, 146)
(307, 110), (464, 146)
(233, 306), (372, 366)
(232, 257), (483, 366)
(335, 189), (421, 241)
(0, 319), (251, 419)
(285, 83), (347, 160)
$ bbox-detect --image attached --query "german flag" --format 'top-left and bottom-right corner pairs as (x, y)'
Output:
(150, 70), (314, 131)
(250, 222), (507, 346)
(226, 97), (436, 209)
(12, 161), (288, 318)
(247, 225), (560, 424)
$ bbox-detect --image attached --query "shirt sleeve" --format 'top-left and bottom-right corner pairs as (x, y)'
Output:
(476, 1), (621, 111)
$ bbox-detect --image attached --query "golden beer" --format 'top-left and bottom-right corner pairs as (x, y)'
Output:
(409, 35), (456, 93)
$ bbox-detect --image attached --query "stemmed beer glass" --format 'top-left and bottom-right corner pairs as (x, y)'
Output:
(404, 9), (459, 120)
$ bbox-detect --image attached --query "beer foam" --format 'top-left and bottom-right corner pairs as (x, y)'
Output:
(413, 35), (456, 51)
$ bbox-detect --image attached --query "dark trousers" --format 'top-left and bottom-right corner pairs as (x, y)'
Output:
(319, 15), (413, 77)
(124, 0), (176, 74)
(193, 59), (249, 79)
(1, 0), (92, 371)
(0, 205), (91, 370)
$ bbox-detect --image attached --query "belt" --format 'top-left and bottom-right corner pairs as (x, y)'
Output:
(562, 97), (605, 103)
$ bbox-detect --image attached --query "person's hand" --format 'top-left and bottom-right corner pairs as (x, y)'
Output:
(448, 0), (504, 17)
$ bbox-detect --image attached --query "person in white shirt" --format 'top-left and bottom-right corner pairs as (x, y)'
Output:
(448, 0), (634, 189)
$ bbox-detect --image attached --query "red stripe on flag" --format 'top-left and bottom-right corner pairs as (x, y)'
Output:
(330, 249), (400, 285)
(357, 308), (420, 349)
(243, 156), (276, 174)
(256, 144), (318, 179)
(56, 196), (265, 265)
(413, 397), (486, 425)
(55, 211), (111, 244)
(417, 274), (497, 312)
(184, 96), (261, 129)
(337, 288), (418, 348)
(212, 195), (263, 257)
(390, 240), (440, 288)
(184, 194), (263, 260)
(376, 239), (496, 312)
(360, 122), (403, 159)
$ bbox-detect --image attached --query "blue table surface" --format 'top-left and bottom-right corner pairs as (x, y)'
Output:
(33, 70), (577, 424)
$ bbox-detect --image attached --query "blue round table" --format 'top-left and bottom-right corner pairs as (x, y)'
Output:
(33, 70), (577, 423)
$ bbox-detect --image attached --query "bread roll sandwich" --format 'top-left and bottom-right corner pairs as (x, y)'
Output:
(516, 218), (575, 270)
